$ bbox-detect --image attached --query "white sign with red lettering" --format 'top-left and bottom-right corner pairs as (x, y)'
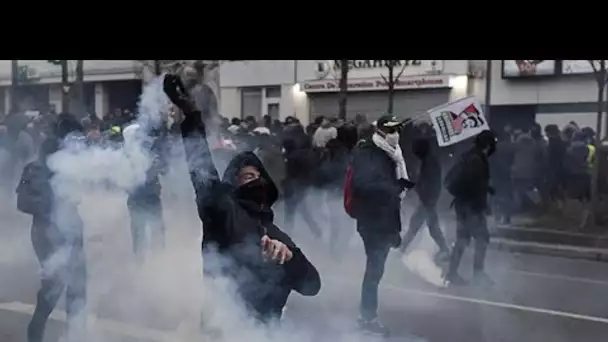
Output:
(301, 75), (449, 93)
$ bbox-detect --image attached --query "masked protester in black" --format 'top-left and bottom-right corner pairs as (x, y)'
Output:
(163, 75), (320, 323)
(18, 113), (87, 342)
(349, 115), (415, 337)
(444, 130), (496, 287)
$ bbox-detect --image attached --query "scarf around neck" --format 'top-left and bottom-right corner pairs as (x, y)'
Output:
(372, 132), (410, 183)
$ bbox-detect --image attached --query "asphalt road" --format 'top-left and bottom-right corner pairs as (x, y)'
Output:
(1, 192), (608, 342)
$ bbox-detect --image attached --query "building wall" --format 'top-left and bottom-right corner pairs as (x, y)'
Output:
(490, 60), (605, 133)
(490, 60), (598, 105)
(218, 60), (473, 125)
(0, 60), (140, 86)
(220, 61), (296, 87)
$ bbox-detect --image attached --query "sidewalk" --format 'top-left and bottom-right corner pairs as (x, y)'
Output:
(491, 237), (608, 262)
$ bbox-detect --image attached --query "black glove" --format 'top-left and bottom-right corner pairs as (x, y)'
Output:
(399, 178), (416, 190)
(163, 74), (194, 113)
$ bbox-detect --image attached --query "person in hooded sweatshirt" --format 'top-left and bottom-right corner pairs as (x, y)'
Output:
(18, 113), (87, 342)
(350, 115), (415, 337)
(399, 132), (450, 263)
(444, 130), (496, 287)
(163, 75), (320, 322)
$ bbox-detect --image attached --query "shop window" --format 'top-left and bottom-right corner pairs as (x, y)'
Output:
(241, 87), (262, 119)
(268, 103), (279, 120)
(265, 86), (281, 98)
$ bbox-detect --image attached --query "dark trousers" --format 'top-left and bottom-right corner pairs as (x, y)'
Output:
(358, 228), (392, 321)
(447, 201), (489, 277)
(28, 224), (86, 342)
(283, 179), (322, 238)
(127, 195), (166, 256)
(400, 199), (449, 254)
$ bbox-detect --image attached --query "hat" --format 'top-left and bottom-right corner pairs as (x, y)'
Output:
(375, 115), (402, 129)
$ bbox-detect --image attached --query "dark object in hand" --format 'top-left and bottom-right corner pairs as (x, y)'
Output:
(487, 186), (495, 196)
(399, 179), (416, 190)
(163, 74), (194, 113)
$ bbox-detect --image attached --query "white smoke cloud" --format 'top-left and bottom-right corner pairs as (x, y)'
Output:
(4, 73), (439, 342)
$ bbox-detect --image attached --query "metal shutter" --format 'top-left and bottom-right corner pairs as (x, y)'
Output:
(309, 89), (451, 122)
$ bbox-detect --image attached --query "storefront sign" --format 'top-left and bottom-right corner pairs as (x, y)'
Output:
(301, 75), (449, 93)
(502, 60), (556, 78)
(313, 60), (444, 80)
(562, 60), (600, 75)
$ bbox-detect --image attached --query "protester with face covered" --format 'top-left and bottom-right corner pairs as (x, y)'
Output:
(349, 115), (415, 336)
(444, 130), (496, 287)
(163, 75), (320, 323)
(18, 113), (87, 342)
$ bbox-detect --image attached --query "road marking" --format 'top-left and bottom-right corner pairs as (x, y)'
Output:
(0, 301), (171, 341)
(507, 269), (608, 286)
(327, 275), (608, 325)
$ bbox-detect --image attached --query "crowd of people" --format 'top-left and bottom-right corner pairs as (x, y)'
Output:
(2, 74), (606, 341)
(491, 121), (600, 228)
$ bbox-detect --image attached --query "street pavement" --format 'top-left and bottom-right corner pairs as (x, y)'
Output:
(1, 193), (608, 341)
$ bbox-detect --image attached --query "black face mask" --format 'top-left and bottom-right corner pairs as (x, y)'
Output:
(235, 177), (269, 205)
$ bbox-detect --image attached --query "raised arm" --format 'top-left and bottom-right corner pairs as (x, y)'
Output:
(163, 74), (220, 210)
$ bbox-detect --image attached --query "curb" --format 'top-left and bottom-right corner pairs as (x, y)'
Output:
(491, 238), (608, 262)
(491, 226), (608, 249)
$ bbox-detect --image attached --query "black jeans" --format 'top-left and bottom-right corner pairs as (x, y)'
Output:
(127, 195), (166, 256)
(358, 229), (393, 321)
(447, 201), (489, 277)
(28, 223), (87, 342)
(400, 199), (449, 254)
(283, 179), (322, 238)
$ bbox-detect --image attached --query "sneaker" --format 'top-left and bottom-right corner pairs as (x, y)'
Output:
(358, 317), (390, 337)
(444, 272), (468, 287)
(472, 272), (495, 287)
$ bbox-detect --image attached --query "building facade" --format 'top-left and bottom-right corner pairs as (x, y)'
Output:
(0, 60), (143, 118)
(490, 60), (605, 133)
(219, 60), (481, 125)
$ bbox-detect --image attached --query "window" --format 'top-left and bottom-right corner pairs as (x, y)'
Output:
(265, 86), (281, 98)
(241, 87), (262, 119)
(268, 103), (279, 120)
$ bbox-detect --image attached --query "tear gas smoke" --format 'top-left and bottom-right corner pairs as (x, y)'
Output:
(2, 74), (442, 342)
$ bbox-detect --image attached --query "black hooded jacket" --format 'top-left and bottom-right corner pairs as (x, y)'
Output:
(180, 112), (321, 320)
(282, 124), (316, 182)
(454, 146), (491, 211)
(412, 138), (442, 206)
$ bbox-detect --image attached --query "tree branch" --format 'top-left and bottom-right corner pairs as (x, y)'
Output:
(394, 61), (408, 81)
(589, 60), (599, 74)
(380, 74), (388, 84)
